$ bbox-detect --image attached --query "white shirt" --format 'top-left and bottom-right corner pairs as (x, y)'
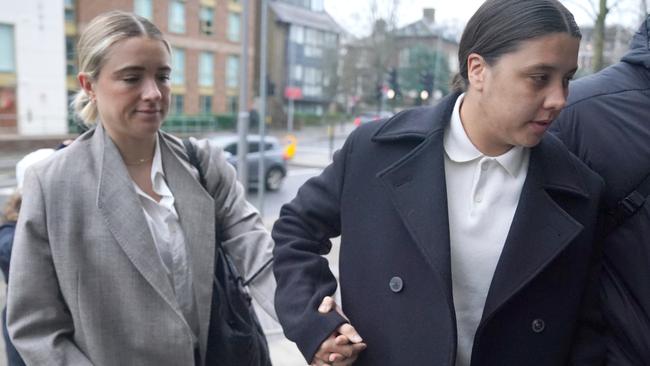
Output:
(132, 138), (199, 345)
(443, 94), (529, 366)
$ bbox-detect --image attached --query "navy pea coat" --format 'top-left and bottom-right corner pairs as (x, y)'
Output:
(273, 93), (605, 365)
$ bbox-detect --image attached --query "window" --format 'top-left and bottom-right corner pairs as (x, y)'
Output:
(304, 46), (322, 58)
(311, 0), (324, 11)
(199, 52), (214, 87)
(200, 7), (214, 35)
(65, 36), (77, 75)
(224, 143), (237, 155)
(227, 13), (240, 42)
(169, 0), (186, 33)
(200, 95), (212, 114)
(171, 94), (184, 114)
(302, 67), (323, 97)
(290, 25), (304, 44)
(134, 0), (153, 20)
(226, 55), (239, 88)
(0, 25), (15, 72)
(171, 48), (185, 85)
(324, 32), (337, 47)
(228, 96), (238, 114)
(305, 28), (322, 46)
(64, 0), (76, 22)
(291, 65), (303, 82)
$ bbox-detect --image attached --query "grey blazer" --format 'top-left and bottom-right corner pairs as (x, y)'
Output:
(7, 124), (276, 365)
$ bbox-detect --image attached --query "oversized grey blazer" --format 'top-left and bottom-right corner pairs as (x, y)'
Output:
(7, 124), (276, 365)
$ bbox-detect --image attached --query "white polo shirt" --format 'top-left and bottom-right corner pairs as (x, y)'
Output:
(132, 138), (199, 346)
(443, 94), (530, 366)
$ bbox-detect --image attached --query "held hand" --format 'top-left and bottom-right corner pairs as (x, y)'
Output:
(311, 296), (366, 366)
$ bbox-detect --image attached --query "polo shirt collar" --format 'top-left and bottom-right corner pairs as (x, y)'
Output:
(444, 93), (528, 177)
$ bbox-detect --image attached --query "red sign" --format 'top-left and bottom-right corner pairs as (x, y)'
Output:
(284, 86), (303, 100)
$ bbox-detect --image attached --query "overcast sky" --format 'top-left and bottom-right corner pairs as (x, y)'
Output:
(324, 0), (648, 37)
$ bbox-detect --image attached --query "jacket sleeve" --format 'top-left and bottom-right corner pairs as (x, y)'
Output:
(191, 138), (277, 322)
(271, 134), (354, 362)
(7, 168), (94, 365)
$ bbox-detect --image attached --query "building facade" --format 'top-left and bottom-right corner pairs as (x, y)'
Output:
(258, 0), (341, 127)
(342, 8), (459, 112)
(0, 0), (67, 135)
(69, 0), (256, 124)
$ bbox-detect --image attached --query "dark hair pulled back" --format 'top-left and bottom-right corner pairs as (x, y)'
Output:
(452, 0), (581, 92)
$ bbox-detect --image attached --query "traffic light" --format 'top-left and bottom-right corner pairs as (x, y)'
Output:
(375, 83), (383, 103)
(267, 79), (275, 96)
(388, 68), (401, 97)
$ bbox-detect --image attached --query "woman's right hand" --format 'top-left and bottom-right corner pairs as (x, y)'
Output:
(311, 296), (367, 366)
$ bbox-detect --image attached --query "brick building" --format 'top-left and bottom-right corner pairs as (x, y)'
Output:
(67, 0), (256, 122)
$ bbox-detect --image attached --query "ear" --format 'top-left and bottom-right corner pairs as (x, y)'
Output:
(467, 53), (488, 91)
(77, 72), (95, 100)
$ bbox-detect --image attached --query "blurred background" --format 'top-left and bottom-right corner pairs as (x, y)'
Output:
(0, 0), (647, 364)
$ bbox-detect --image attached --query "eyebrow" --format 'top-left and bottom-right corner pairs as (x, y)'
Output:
(524, 64), (578, 74)
(113, 65), (171, 74)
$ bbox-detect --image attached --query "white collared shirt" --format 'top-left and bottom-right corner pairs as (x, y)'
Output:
(132, 138), (199, 345)
(443, 94), (530, 366)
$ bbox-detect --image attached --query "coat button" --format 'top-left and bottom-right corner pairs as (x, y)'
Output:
(531, 319), (545, 333)
(389, 276), (404, 293)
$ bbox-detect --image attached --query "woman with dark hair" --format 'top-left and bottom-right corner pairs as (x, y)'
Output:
(272, 0), (604, 365)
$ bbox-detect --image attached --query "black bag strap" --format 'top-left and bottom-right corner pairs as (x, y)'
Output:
(606, 171), (650, 233)
(182, 138), (272, 286)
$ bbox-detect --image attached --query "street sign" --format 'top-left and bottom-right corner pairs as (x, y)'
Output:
(284, 86), (302, 100)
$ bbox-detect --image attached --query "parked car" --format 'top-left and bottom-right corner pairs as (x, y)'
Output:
(353, 111), (393, 126)
(207, 135), (288, 191)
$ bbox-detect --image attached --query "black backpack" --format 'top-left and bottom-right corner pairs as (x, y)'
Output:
(183, 139), (273, 366)
(605, 171), (650, 234)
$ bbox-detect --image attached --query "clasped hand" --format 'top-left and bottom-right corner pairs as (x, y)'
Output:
(311, 296), (367, 366)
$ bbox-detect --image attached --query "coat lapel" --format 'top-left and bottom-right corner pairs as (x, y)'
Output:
(480, 137), (589, 323)
(95, 125), (179, 312)
(376, 95), (458, 303)
(160, 136), (216, 361)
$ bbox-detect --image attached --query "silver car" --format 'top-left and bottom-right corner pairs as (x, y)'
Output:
(208, 135), (288, 191)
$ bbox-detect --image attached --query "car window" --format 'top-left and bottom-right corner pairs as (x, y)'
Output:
(224, 143), (237, 155)
(248, 142), (260, 153)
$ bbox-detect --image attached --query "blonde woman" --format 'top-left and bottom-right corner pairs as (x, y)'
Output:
(7, 11), (275, 366)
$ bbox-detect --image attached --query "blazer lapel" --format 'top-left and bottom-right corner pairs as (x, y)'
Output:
(481, 138), (588, 323)
(95, 126), (179, 311)
(160, 137), (215, 361)
(377, 128), (453, 301)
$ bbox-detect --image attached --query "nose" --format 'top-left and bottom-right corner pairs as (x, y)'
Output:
(543, 81), (568, 112)
(141, 77), (162, 101)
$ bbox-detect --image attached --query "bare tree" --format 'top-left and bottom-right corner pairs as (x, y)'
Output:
(564, 0), (629, 71)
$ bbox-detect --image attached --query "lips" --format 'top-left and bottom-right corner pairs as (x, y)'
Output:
(529, 120), (552, 134)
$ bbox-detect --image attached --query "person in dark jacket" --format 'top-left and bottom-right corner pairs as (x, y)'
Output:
(272, 1), (605, 365)
(551, 15), (650, 366)
(1, 195), (24, 366)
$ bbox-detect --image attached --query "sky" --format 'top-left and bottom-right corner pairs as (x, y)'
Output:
(324, 0), (649, 38)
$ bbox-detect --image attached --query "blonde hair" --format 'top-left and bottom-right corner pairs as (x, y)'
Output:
(1, 191), (21, 224)
(72, 11), (171, 126)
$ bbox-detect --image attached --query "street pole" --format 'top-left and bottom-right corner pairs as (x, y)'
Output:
(287, 40), (295, 133)
(257, 0), (269, 214)
(237, 0), (250, 192)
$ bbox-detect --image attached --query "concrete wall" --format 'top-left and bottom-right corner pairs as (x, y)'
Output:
(0, 0), (68, 136)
